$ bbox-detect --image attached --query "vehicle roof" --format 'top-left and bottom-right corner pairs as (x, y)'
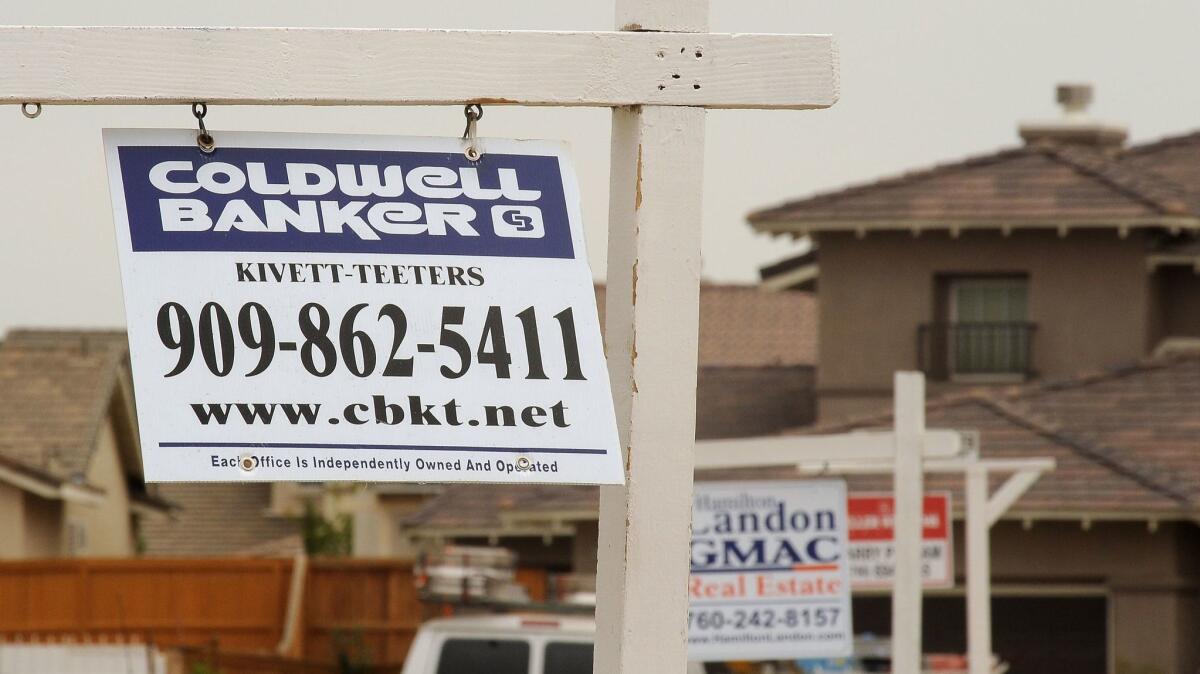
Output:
(419, 613), (596, 637)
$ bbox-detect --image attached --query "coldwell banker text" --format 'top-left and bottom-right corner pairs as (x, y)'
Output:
(116, 146), (576, 259)
(148, 161), (541, 239)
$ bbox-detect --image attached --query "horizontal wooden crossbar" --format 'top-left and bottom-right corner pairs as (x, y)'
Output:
(0, 26), (838, 109)
(694, 429), (967, 470)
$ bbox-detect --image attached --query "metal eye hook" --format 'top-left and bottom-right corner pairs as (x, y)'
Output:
(192, 102), (215, 154)
(461, 104), (484, 161)
(21, 103), (42, 119)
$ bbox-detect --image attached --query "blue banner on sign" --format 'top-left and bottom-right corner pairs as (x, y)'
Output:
(116, 146), (575, 259)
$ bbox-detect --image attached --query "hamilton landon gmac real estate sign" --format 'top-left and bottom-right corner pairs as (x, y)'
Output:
(689, 481), (853, 661)
(104, 130), (622, 485)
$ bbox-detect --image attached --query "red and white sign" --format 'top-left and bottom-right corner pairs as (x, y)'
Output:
(847, 492), (953, 590)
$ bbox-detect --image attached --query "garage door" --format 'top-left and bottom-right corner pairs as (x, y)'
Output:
(852, 595), (1107, 674)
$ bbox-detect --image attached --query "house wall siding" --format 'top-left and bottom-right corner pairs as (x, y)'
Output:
(63, 420), (133, 557)
(696, 365), (815, 439)
(816, 229), (1150, 420)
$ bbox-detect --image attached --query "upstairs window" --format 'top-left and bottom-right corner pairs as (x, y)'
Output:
(920, 275), (1034, 380)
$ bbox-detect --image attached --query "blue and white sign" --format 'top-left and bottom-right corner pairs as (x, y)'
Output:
(689, 480), (853, 661)
(104, 129), (623, 484)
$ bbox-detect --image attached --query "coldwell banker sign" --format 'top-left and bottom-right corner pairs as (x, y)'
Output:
(689, 481), (853, 661)
(103, 129), (622, 484)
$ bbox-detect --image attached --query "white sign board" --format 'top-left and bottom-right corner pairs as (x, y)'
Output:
(847, 492), (954, 590)
(104, 130), (623, 485)
(689, 480), (853, 661)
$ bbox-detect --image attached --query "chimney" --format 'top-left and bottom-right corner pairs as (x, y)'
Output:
(1019, 84), (1127, 153)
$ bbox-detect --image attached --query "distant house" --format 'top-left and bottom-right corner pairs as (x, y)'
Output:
(402, 86), (1200, 674)
(709, 353), (1200, 674)
(751, 84), (1200, 421)
(0, 331), (170, 558)
(740, 84), (1200, 674)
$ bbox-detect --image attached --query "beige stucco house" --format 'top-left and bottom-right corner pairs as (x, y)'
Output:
(742, 85), (1200, 674)
(402, 86), (1200, 674)
(752, 84), (1200, 422)
(0, 330), (170, 558)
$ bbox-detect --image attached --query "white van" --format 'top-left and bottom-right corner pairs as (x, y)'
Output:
(400, 614), (713, 674)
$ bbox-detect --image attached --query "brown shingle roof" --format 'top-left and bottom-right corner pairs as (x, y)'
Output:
(703, 392), (1189, 516)
(1011, 356), (1200, 503)
(748, 144), (1200, 235)
(140, 483), (301, 557)
(1121, 130), (1200, 191)
(0, 330), (132, 483)
(596, 284), (816, 367)
(402, 484), (598, 532)
(739, 355), (1200, 516)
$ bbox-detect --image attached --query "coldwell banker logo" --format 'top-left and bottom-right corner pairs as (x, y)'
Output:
(492, 205), (544, 238)
(117, 146), (575, 259)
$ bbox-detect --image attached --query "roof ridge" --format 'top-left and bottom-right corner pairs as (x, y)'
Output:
(1003, 355), (1185, 400)
(790, 354), (1198, 437)
(1122, 129), (1200, 157)
(748, 146), (1031, 223)
(76, 349), (130, 479)
(793, 390), (994, 436)
(979, 397), (1195, 506)
(1040, 145), (1195, 216)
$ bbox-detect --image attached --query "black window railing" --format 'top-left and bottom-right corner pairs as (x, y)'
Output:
(917, 322), (1037, 380)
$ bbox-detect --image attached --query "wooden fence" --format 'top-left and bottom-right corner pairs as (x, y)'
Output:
(0, 558), (526, 669)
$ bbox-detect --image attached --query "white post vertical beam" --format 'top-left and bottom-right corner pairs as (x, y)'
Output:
(891, 372), (926, 674)
(595, 103), (706, 674)
(594, 3), (707, 670)
(966, 464), (993, 674)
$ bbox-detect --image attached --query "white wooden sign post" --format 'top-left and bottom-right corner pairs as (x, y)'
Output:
(1, 4), (839, 673)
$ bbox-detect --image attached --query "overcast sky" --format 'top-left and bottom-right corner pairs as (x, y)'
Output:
(4, 1), (1200, 333)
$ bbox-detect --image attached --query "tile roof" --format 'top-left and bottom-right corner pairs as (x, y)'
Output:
(1010, 357), (1200, 505)
(748, 143), (1200, 234)
(595, 284), (816, 367)
(737, 355), (1200, 517)
(1121, 130), (1200, 191)
(404, 355), (1200, 534)
(140, 483), (301, 557)
(402, 484), (598, 532)
(0, 330), (133, 484)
